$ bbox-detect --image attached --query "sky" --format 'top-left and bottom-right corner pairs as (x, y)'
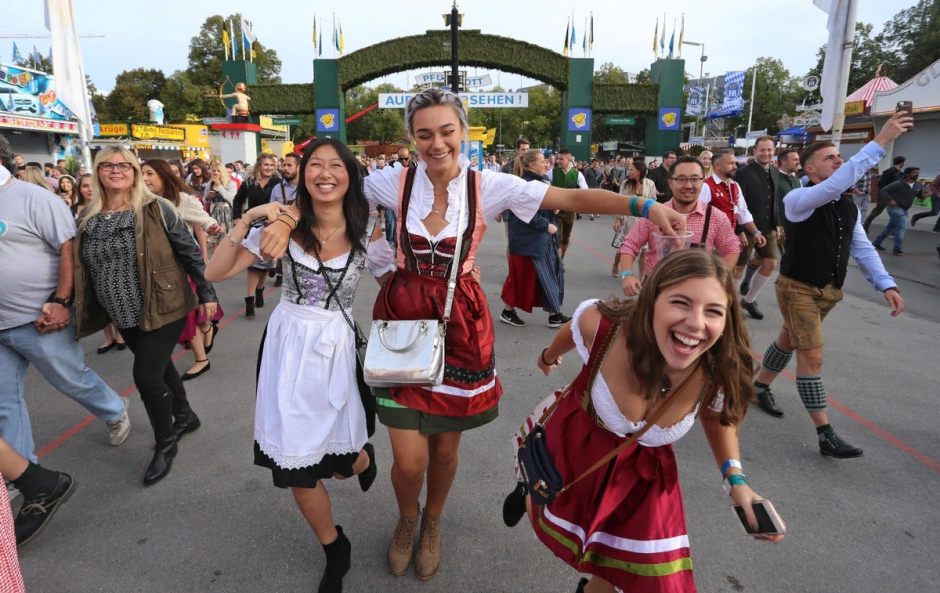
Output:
(1, 0), (909, 95)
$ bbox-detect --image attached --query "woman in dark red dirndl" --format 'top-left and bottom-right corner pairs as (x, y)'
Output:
(257, 88), (692, 582)
(506, 250), (785, 593)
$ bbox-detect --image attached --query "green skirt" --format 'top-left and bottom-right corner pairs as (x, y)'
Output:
(374, 388), (498, 435)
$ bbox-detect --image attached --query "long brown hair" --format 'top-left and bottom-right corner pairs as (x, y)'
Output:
(142, 158), (196, 207)
(596, 250), (753, 426)
(623, 161), (648, 195)
(188, 158), (209, 187)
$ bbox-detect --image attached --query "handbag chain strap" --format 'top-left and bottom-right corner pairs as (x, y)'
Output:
(310, 237), (366, 350)
(441, 169), (468, 324)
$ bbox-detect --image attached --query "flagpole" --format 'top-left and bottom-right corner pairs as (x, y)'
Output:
(746, 66), (757, 142)
(332, 13), (336, 59)
(831, 0), (858, 149)
(583, 17), (587, 58)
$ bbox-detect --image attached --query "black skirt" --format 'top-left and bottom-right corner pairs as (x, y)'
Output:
(254, 442), (359, 489)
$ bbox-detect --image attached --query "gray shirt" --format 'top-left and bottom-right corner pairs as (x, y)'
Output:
(0, 178), (76, 330)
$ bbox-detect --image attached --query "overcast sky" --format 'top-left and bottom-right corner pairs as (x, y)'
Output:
(2, 1), (907, 94)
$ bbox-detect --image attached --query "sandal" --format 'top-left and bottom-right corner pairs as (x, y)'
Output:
(201, 324), (220, 355)
(182, 359), (211, 381)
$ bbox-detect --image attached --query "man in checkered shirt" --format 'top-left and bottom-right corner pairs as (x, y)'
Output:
(618, 157), (742, 295)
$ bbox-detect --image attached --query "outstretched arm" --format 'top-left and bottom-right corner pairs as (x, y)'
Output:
(540, 186), (686, 237)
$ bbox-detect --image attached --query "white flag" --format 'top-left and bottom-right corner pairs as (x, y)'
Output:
(242, 18), (256, 44)
(44, 0), (93, 136)
(816, 0), (850, 132)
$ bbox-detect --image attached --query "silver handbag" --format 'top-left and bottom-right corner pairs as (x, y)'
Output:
(363, 170), (467, 388)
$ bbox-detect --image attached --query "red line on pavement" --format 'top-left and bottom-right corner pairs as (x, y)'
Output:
(36, 288), (275, 460)
(571, 235), (940, 475)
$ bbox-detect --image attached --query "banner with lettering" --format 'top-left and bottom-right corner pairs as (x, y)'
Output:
(0, 62), (74, 121)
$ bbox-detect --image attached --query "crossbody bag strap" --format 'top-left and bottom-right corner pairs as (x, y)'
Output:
(441, 169), (468, 323)
(560, 362), (702, 495)
(311, 244), (365, 348)
(701, 204), (712, 245)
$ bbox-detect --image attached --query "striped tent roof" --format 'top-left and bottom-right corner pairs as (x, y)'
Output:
(846, 76), (898, 106)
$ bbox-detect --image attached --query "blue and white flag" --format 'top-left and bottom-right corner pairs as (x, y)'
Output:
(685, 86), (704, 116)
(723, 71), (746, 108)
(12, 42), (23, 62)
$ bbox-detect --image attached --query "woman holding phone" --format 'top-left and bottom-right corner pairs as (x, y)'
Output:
(505, 250), (784, 593)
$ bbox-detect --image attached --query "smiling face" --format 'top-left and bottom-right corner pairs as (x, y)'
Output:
(653, 276), (728, 371)
(411, 105), (463, 177)
(79, 176), (93, 200)
(59, 177), (73, 193)
(140, 165), (164, 195)
(754, 139), (775, 166)
(98, 153), (135, 195)
(698, 154), (712, 170)
(668, 161), (705, 209)
(259, 157), (276, 178)
(304, 144), (350, 209)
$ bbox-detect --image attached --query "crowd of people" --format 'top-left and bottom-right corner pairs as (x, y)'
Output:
(0, 84), (923, 592)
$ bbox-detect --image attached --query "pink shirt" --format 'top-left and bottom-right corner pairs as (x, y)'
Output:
(619, 198), (742, 275)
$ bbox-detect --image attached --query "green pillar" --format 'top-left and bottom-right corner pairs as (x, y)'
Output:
(314, 59), (346, 142)
(644, 59), (685, 157)
(560, 58), (593, 161)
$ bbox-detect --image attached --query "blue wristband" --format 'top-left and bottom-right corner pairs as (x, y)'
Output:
(641, 199), (653, 219)
(629, 196), (639, 217)
(723, 473), (748, 494)
(620, 271), (634, 279)
(720, 459), (742, 476)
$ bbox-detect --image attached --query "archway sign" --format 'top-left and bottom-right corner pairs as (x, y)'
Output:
(236, 29), (684, 160)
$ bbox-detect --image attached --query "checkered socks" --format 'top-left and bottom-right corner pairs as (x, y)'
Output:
(761, 341), (793, 374)
(797, 375), (827, 413)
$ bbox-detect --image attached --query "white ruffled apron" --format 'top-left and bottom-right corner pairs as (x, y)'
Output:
(255, 301), (368, 470)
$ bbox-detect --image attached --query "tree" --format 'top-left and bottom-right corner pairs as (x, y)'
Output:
(878, 0), (940, 82)
(593, 62), (630, 84)
(160, 70), (207, 123)
(186, 14), (282, 116)
(723, 57), (801, 136)
(344, 83), (405, 143)
(105, 68), (167, 121)
(808, 22), (889, 93)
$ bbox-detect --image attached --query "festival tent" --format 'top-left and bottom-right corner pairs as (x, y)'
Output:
(846, 76), (898, 107)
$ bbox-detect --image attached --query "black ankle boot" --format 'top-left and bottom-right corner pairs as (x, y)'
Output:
(358, 443), (377, 493)
(245, 296), (255, 318)
(142, 393), (179, 485)
(319, 526), (352, 593)
(169, 385), (201, 441)
(576, 577), (589, 592)
(255, 288), (265, 308)
(502, 482), (528, 527)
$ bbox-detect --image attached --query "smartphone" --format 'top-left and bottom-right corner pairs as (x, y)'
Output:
(896, 101), (914, 118)
(732, 500), (786, 536)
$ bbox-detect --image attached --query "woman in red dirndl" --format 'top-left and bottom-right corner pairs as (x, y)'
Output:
(257, 88), (692, 582)
(507, 249), (785, 593)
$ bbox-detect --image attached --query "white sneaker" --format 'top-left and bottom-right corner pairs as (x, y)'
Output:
(108, 398), (131, 446)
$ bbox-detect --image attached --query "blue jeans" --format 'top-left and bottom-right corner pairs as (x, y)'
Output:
(0, 318), (124, 462)
(384, 208), (398, 247)
(910, 197), (940, 231)
(873, 206), (908, 251)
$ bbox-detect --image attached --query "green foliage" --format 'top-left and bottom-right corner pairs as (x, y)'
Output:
(345, 83), (405, 143)
(105, 68), (167, 121)
(592, 83), (659, 114)
(160, 70), (207, 123)
(593, 62), (630, 84)
(723, 57), (801, 136)
(338, 30), (569, 90)
(249, 83), (316, 115)
(186, 13), (282, 116)
(808, 22), (891, 93)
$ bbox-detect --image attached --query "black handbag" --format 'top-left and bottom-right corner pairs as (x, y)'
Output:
(518, 325), (704, 506)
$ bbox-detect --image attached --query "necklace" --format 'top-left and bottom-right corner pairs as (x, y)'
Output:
(103, 201), (126, 220)
(315, 223), (345, 245)
(432, 190), (447, 215)
(660, 361), (700, 395)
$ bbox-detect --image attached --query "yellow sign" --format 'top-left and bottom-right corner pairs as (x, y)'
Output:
(99, 123), (129, 137)
(467, 126), (487, 142)
(318, 112), (335, 129)
(845, 100), (865, 116)
(661, 111), (677, 127)
(169, 124), (210, 148)
(484, 127), (497, 146)
(571, 111), (588, 128)
(131, 124), (185, 142)
(591, 144), (598, 154)
(259, 116), (288, 133)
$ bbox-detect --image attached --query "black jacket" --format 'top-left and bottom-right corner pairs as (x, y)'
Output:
(877, 166), (903, 190)
(648, 166), (672, 203)
(232, 174), (281, 219)
(736, 162), (780, 232)
(507, 171), (556, 257)
(880, 179), (924, 210)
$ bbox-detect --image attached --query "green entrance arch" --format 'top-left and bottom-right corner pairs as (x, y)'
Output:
(242, 29), (684, 159)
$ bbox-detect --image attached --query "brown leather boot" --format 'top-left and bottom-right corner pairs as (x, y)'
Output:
(387, 506), (420, 576)
(415, 509), (442, 581)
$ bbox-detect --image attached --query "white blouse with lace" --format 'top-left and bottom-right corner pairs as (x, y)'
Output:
(364, 154), (551, 242)
(571, 299), (724, 447)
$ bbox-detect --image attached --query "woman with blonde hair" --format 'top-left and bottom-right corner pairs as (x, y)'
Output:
(204, 161), (236, 244)
(259, 88), (687, 581)
(232, 153), (281, 317)
(500, 149), (567, 328)
(74, 147), (219, 485)
(21, 166), (51, 192)
(699, 150), (714, 178)
(612, 161), (657, 280)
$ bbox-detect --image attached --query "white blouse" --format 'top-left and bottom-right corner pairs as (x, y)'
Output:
(364, 154), (550, 242)
(571, 299), (724, 447)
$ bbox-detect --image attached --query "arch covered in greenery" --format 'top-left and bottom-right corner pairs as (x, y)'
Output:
(338, 30), (570, 91)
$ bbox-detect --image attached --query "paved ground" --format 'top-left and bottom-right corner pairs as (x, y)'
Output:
(16, 208), (940, 593)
